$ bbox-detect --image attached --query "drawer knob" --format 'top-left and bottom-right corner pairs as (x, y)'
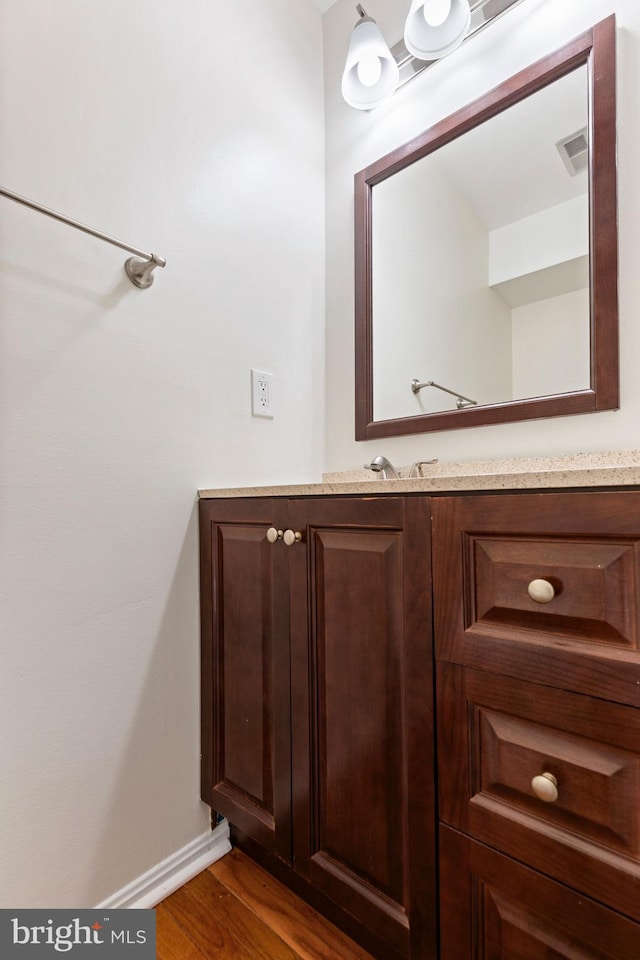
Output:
(527, 578), (555, 604)
(283, 529), (302, 546)
(531, 772), (558, 803)
(266, 527), (283, 544)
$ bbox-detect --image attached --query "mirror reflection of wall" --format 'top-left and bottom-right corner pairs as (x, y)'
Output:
(372, 65), (589, 423)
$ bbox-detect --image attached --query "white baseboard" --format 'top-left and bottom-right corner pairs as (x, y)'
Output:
(96, 820), (231, 909)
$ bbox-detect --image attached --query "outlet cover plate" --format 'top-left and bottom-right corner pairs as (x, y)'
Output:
(251, 369), (274, 419)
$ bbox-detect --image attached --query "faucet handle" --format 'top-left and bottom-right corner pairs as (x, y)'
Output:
(409, 459), (438, 478)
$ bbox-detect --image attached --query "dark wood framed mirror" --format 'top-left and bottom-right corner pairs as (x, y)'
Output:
(355, 16), (618, 440)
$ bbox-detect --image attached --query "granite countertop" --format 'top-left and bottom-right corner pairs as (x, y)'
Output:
(198, 450), (640, 499)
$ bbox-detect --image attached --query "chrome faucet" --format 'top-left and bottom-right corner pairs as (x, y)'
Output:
(364, 455), (400, 480)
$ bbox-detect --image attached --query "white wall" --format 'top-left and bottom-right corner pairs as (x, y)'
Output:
(489, 196), (589, 288)
(0, 0), (325, 907)
(323, 0), (640, 467)
(373, 157), (512, 420)
(512, 288), (591, 398)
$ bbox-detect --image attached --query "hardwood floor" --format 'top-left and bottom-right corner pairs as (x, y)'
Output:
(156, 847), (375, 960)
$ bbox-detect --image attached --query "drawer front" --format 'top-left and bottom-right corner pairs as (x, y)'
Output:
(440, 826), (640, 960)
(470, 535), (636, 645)
(438, 662), (640, 920)
(432, 491), (640, 705)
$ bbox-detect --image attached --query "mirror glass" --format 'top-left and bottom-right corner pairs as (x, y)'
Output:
(355, 19), (618, 440)
(373, 67), (589, 421)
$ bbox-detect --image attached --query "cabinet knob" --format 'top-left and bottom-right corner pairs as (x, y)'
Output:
(283, 529), (302, 546)
(531, 772), (558, 803)
(527, 578), (555, 604)
(266, 527), (283, 544)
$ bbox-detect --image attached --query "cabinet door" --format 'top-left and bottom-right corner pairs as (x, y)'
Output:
(440, 825), (640, 960)
(199, 498), (292, 862)
(288, 497), (436, 960)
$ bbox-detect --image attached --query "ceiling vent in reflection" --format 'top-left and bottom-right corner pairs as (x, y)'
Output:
(556, 127), (589, 176)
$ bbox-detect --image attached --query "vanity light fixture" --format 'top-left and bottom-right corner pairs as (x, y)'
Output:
(341, 5), (400, 110)
(404, 0), (471, 60)
(341, 0), (523, 110)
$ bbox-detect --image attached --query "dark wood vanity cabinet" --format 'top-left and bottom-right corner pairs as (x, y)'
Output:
(439, 826), (640, 960)
(432, 490), (640, 958)
(199, 497), (293, 861)
(199, 495), (438, 960)
(201, 487), (640, 958)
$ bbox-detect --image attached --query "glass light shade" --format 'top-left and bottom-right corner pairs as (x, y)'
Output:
(357, 53), (383, 87)
(404, 0), (471, 60)
(423, 0), (452, 27)
(342, 18), (399, 110)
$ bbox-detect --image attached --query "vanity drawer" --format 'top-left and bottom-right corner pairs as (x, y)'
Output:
(439, 826), (640, 960)
(438, 661), (640, 921)
(432, 491), (640, 705)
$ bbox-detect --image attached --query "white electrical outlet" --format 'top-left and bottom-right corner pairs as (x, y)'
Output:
(251, 369), (274, 418)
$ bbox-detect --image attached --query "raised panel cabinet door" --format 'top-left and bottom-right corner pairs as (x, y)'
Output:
(199, 498), (292, 862)
(440, 826), (640, 960)
(288, 497), (437, 960)
(432, 491), (640, 706)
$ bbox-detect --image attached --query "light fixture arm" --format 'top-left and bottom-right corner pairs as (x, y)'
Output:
(354, 5), (375, 27)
